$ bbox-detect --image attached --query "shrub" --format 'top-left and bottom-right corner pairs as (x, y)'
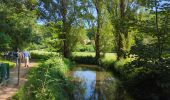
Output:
(71, 52), (97, 64)
(121, 60), (170, 100)
(13, 56), (74, 100)
(71, 56), (97, 65)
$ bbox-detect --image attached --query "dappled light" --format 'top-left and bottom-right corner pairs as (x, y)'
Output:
(0, 0), (170, 100)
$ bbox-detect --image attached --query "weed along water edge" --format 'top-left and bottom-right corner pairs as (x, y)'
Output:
(69, 64), (133, 100)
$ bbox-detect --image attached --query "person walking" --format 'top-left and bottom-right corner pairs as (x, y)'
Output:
(15, 48), (23, 66)
(23, 50), (31, 67)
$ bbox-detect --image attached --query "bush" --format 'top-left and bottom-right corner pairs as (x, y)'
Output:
(13, 56), (74, 100)
(71, 55), (97, 65)
(0, 32), (11, 51)
(71, 52), (97, 64)
(114, 42), (170, 99)
(121, 60), (170, 100)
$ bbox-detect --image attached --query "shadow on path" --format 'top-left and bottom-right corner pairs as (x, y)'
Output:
(0, 61), (38, 100)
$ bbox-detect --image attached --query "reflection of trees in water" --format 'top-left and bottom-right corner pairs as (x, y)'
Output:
(74, 75), (98, 100)
(73, 75), (86, 100)
(72, 70), (132, 100)
(100, 73), (132, 100)
(88, 71), (103, 100)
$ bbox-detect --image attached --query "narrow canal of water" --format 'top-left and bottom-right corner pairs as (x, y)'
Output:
(69, 64), (133, 100)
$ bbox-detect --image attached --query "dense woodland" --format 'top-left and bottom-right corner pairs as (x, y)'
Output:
(0, 0), (170, 100)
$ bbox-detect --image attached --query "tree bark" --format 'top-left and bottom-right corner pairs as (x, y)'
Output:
(155, 0), (162, 60)
(61, 0), (70, 58)
(94, 0), (102, 62)
(117, 0), (126, 60)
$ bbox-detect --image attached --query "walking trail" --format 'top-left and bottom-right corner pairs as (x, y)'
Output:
(0, 61), (38, 100)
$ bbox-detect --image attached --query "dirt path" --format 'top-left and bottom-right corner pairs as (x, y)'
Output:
(0, 61), (38, 100)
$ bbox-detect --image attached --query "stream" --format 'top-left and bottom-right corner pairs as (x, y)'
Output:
(69, 64), (133, 100)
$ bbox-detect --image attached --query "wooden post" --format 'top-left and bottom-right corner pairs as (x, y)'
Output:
(17, 57), (21, 85)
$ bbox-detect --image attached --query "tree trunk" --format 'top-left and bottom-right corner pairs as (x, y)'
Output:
(95, 14), (101, 61)
(95, 0), (102, 62)
(117, 33), (124, 60)
(155, 0), (162, 60)
(61, 0), (70, 58)
(117, 0), (126, 60)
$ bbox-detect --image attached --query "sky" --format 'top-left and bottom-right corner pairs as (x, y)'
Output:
(37, 0), (170, 25)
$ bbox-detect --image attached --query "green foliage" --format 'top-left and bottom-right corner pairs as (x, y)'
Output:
(100, 8), (114, 53)
(0, 59), (15, 68)
(71, 52), (97, 64)
(71, 56), (97, 65)
(114, 41), (170, 99)
(105, 0), (138, 59)
(28, 44), (45, 50)
(130, 43), (159, 61)
(0, 32), (11, 51)
(100, 53), (117, 69)
(69, 26), (88, 52)
(71, 52), (117, 65)
(42, 21), (62, 52)
(75, 45), (95, 52)
(13, 57), (74, 100)
(0, 2), (38, 50)
(72, 52), (95, 57)
(30, 50), (58, 60)
(120, 59), (170, 99)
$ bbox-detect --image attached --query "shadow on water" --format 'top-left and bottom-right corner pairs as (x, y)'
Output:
(69, 65), (133, 100)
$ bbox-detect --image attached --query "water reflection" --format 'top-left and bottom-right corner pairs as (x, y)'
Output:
(71, 65), (133, 100)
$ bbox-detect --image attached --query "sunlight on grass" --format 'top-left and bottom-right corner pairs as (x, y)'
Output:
(103, 53), (117, 61)
(72, 52), (95, 57)
(73, 52), (117, 62)
(0, 58), (15, 68)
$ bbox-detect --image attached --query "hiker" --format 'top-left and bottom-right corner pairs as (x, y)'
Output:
(15, 48), (23, 66)
(23, 50), (31, 67)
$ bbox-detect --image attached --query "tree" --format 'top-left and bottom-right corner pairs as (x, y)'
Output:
(137, 0), (170, 60)
(38, 0), (89, 58)
(0, 2), (38, 50)
(105, 0), (137, 60)
(93, 0), (103, 61)
(100, 6), (114, 55)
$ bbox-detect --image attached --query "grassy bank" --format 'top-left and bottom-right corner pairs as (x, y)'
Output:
(12, 56), (74, 100)
(71, 52), (170, 99)
(0, 58), (15, 68)
(30, 50), (59, 60)
(71, 52), (117, 65)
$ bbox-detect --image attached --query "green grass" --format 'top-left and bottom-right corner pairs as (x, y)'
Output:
(72, 52), (134, 70)
(101, 53), (117, 61)
(12, 56), (74, 100)
(71, 52), (118, 66)
(72, 52), (117, 61)
(30, 50), (59, 60)
(0, 58), (15, 68)
(72, 52), (95, 57)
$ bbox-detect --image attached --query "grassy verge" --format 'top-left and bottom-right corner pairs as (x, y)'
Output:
(71, 52), (170, 99)
(71, 52), (117, 65)
(30, 50), (59, 60)
(12, 56), (74, 100)
(0, 58), (15, 68)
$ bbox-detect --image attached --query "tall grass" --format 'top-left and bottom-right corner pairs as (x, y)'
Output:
(12, 56), (74, 100)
